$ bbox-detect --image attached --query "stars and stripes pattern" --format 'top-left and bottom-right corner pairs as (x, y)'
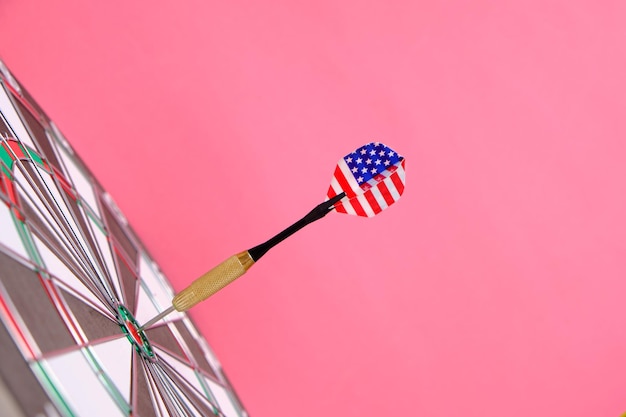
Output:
(327, 142), (406, 217)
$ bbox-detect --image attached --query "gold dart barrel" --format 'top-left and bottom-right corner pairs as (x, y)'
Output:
(172, 251), (255, 312)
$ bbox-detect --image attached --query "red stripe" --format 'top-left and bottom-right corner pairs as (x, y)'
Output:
(363, 190), (382, 214)
(326, 186), (337, 200)
(347, 196), (367, 217)
(390, 171), (405, 196)
(376, 181), (396, 206)
(333, 166), (356, 198)
(327, 187), (347, 214)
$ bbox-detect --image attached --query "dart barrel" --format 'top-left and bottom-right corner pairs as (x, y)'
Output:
(172, 251), (255, 311)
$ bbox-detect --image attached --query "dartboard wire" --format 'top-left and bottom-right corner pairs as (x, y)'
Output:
(188, 324), (225, 378)
(0, 161), (115, 314)
(0, 279), (39, 359)
(0, 239), (34, 270)
(1, 133), (126, 415)
(151, 362), (201, 417)
(142, 359), (187, 417)
(31, 332), (127, 362)
(97, 222), (133, 312)
(150, 355), (222, 417)
(145, 339), (189, 365)
(0, 294), (79, 417)
(20, 156), (119, 308)
(154, 350), (225, 416)
(22, 218), (118, 314)
(29, 360), (76, 417)
(130, 350), (140, 416)
(0, 232), (103, 359)
(0, 220), (108, 318)
(94, 185), (140, 310)
(1, 132), (114, 298)
(82, 345), (132, 415)
(3, 134), (122, 315)
(139, 359), (168, 417)
(155, 349), (214, 399)
(153, 356), (227, 417)
(135, 256), (182, 324)
(167, 320), (208, 373)
(165, 318), (231, 394)
(33, 337), (133, 417)
(38, 276), (92, 348)
(0, 136), (113, 301)
(0, 276), (87, 412)
(0, 77), (40, 124)
(218, 371), (248, 417)
(49, 281), (120, 346)
(48, 139), (125, 306)
(73, 195), (125, 308)
(150, 360), (192, 417)
(1, 135), (117, 312)
(160, 318), (229, 400)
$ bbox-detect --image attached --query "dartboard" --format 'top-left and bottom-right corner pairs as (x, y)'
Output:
(0, 60), (248, 417)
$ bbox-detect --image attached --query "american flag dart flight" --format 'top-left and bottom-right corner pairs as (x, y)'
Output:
(141, 142), (407, 328)
(328, 142), (406, 217)
(0, 60), (246, 416)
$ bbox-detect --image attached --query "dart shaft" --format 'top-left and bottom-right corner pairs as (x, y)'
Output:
(248, 192), (345, 261)
(139, 305), (175, 330)
(169, 193), (346, 312)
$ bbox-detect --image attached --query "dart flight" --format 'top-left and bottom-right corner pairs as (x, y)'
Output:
(140, 142), (406, 329)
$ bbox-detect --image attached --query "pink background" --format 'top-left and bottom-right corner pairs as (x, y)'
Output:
(2, 1), (626, 416)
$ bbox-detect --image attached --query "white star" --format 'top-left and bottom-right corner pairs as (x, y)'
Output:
(356, 157), (363, 164)
(371, 168), (377, 174)
(366, 158), (372, 165)
(360, 149), (367, 155)
(379, 150), (386, 156)
(361, 167), (368, 174)
(357, 176), (364, 183)
(346, 157), (353, 163)
(351, 167), (358, 173)
(370, 149), (376, 156)
(375, 159), (381, 165)
(388, 151), (395, 157)
(384, 160), (390, 166)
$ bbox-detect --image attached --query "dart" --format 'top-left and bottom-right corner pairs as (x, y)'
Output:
(140, 142), (406, 330)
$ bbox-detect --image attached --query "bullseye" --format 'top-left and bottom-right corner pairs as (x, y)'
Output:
(125, 320), (143, 345)
(117, 305), (155, 361)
